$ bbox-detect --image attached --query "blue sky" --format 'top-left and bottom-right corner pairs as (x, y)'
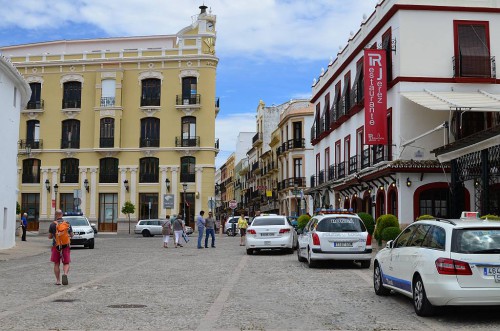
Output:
(0, 0), (379, 167)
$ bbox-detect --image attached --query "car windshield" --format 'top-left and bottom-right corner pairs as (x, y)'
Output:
(316, 217), (365, 232)
(65, 217), (89, 226)
(252, 218), (285, 226)
(453, 228), (500, 253)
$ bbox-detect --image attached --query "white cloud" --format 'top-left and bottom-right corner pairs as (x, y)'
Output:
(0, 0), (379, 60)
(215, 112), (256, 168)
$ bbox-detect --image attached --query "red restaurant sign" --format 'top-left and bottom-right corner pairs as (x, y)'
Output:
(364, 49), (387, 145)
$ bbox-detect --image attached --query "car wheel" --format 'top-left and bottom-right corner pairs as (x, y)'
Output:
(226, 229), (233, 236)
(413, 275), (435, 316)
(142, 230), (151, 237)
(307, 247), (317, 268)
(297, 248), (306, 262)
(373, 262), (390, 296)
(246, 248), (253, 255)
(360, 260), (371, 268)
(88, 239), (95, 249)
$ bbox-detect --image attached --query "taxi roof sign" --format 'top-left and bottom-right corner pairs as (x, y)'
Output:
(460, 211), (479, 219)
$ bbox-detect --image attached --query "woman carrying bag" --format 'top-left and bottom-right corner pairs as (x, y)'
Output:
(162, 216), (172, 248)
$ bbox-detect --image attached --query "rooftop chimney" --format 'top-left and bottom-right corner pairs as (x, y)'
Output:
(199, 5), (208, 14)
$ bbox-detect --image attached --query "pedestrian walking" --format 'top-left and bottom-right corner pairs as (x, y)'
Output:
(237, 212), (248, 246)
(48, 209), (73, 285)
(162, 215), (172, 248)
(21, 212), (28, 241)
(205, 211), (216, 248)
(173, 217), (184, 248)
(196, 211), (206, 249)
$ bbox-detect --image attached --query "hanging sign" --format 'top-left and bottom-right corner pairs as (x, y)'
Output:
(364, 49), (387, 145)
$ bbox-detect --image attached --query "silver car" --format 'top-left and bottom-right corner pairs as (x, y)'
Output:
(224, 216), (250, 236)
(134, 219), (165, 237)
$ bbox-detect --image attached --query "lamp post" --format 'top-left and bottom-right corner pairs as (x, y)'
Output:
(182, 183), (188, 222)
(293, 184), (299, 217)
(54, 184), (59, 209)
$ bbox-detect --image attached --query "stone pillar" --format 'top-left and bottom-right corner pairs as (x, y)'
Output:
(79, 167), (88, 215)
(171, 166), (179, 215)
(130, 167), (138, 206)
(119, 167), (128, 218)
(51, 169), (58, 216)
(196, 166), (203, 214)
(89, 167), (98, 219)
(40, 168), (50, 219)
(160, 166), (168, 218)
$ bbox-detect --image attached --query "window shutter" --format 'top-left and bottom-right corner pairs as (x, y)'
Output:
(458, 24), (490, 77)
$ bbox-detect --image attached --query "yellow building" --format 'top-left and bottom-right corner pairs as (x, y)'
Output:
(1, 5), (219, 232)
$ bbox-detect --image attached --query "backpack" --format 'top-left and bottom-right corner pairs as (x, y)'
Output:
(55, 220), (71, 248)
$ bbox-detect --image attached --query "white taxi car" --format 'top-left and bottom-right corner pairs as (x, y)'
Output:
(297, 210), (372, 268)
(373, 212), (500, 316)
(245, 215), (297, 255)
(63, 213), (95, 249)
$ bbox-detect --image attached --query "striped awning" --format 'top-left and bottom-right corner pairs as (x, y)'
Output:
(401, 89), (500, 112)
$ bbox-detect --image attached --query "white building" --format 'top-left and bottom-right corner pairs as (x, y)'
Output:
(308, 0), (500, 225)
(0, 55), (31, 249)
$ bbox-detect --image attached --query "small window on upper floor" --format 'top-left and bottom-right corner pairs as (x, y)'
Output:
(62, 81), (82, 109)
(27, 83), (43, 110)
(101, 79), (116, 107)
(454, 21), (492, 78)
(60, 158), (79, 183)
(141, 78), (161, 106)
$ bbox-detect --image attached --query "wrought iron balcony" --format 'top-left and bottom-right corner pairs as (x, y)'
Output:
(337, 161), (346, 179)
(453, 55), (496, 78)
(310, 175), (317, 188)
(62, 99), (81, 109)
(176, 94), (201, 105)
(19, 139), (43, 150)
(280, 177), (306, 190)
(61, 139), (80, 149)
(100, 173), (119, 183)
(22, 173), (40, 183)
(140, 97), (160, 107)
(99, 137), (114, 148)
(139, 173), (159, 183)
(60, 173), (79, 183)
(215, 138), (219, 149)
(319, 170), (325, 185)
(139, 138), (160, 148)
(100, 97), (115, 107)
(328, 165), (336, 181)
(175, 136), (200, 147)
(180, 173), (195, 182)
(215, 97), (220, 108)
(361, 148), (371, 169)
(252, 132), (263, 145)
(348, 155), (358, 175)
(373, 145), (390, 164)
(26, 99), (44, 110)
(251, 162), (259, 172)
(288, 138), (305, 150)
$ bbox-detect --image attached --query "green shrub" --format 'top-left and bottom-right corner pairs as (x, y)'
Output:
(381, 226), (402, 241)
(357, 212), (375, 235)
(297, 214), (311, 230)
(481, 214), (500, 221)
(374, 214), (399, 244)
(416, 214), (434, 221)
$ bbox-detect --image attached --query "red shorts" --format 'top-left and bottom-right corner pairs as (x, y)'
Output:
(50, 246), (71, 264)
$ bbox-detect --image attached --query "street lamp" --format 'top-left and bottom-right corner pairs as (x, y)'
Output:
(165, 178), (170, 192)
(293, 183), (299, 217)
(54, 184), (59, 209)
(182, 183), (188, 222)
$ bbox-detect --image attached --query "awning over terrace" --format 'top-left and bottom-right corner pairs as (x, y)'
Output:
(401, 89), (500, 112)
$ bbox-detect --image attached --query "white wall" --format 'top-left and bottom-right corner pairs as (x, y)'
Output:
(0, 56), (30, 249)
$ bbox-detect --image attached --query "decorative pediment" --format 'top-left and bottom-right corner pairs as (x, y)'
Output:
(25, 75), (44, 85)
(60, 74), (84, 87)
(139, 107), (160, 117)
(97, 150), (119, 157)
(178, 69), (199, 84)
(138, 71), (164, 84)
(63, 151), (77, 158)
(62, 109), (81, 119)
(177, 149), (195, 156)
(142, 149), (157, 157)
(21, 110), (43, 120)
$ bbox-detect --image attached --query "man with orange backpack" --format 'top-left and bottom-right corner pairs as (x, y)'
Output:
(48, 209), (73, 285)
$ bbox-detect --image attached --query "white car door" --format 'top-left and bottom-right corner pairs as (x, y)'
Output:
(298, 218), (315, 258)
(383, 225), (417, 291)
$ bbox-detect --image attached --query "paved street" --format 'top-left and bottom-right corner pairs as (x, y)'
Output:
(1, 232), (500, 330)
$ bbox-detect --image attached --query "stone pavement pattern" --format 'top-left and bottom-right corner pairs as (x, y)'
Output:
(1, 232), (500, 330)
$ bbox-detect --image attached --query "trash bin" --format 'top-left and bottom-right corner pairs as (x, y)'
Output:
(231, 223), (237, 236)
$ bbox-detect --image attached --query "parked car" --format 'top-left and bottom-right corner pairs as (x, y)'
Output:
(134, 219), (166, 237)
(297, 211), (372, 268)
(374, 212), (500, 316)
(63, 215), (95, 249)
(224, 216), (250, 236)
(245, 215), (297, 255)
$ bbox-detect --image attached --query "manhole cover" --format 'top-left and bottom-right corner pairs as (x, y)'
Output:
(53, 299), (77, 303)
(107, 304), (147, 309)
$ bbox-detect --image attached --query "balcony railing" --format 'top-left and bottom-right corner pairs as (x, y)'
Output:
(140, 97), (160, 107)
(328, 165), (336, 181)
(62, 99), (81, 109)
(22, 173), (40, 183)
(288, 138), (305, 150)
(310, 175), (317, 188)
(319, 170), (325, 185)
(361, 148), (370, 169)
(215, 97), (220, 108)
(139, 173), (159, 183)
(180, 173), (195, 182)
(215, 138), (219, 149)
(176, 94), (201, 105)
(373, 145), (389, 164)
(19, 139), (43, 150)
(139, 138), (160, 148)
(337, 161), (346, 179)
(348, 155), (358, 175)
(26, 99), (44, 110)
(99, 137), (114, 148)
(60, 173), (79, 183)
(61, 139), (80, 149)
(350, 83), (364, 106)
(100, 173), (119, 183)
(453, 55), (496, 78)
(100, 97), (115, 107)
(252, 132), (263, 144)
(175, 136), (200, 147)
(279, 177), (306, 190)
(251, 162), (259, 172)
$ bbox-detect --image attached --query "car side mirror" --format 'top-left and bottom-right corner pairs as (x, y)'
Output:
(386, 240), (394, 249)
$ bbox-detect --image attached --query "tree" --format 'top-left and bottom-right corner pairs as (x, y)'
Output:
(16, 202), (21, 215)
(121, 201), (136, 234)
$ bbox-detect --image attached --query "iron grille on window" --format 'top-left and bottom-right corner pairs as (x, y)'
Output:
(139, 158), (159, 183)
(140, 79), (161, 106)
(60, 158), (79, 183)
(100, 158), (119, 183)
(62, 81), (82, 109)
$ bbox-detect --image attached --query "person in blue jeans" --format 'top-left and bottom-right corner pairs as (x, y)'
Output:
(196, 211), (206, 249)
(204, 211), (216, 248)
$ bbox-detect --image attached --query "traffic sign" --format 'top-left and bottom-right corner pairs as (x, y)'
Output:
(229, 200), (237, 209)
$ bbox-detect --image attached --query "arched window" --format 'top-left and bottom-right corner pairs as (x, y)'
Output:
(181, 77), (198, 104)
(140, 118), (160, 147)
(180, 156), (196, 182)
(100, 118), (115, 148)
(26, 120), (41, 149)
(22, 159), (41, 183)
(61, 119), (80, 149)
(388, 189), (398, 216)
(141, 78), (161, 106)
(376, 190), (386, 219)
(60, 158), (79, 183)
(419, 188), (450, 218)
(100, 158), (119, 183)
(139, 157), (159, 183)
(27, 83), (42, 109)
(62, 81), (82, 108)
